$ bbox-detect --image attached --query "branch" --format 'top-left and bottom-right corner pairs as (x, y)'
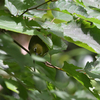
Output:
(13, 40), (30, 55)
(44, 61), (63, 71)
(20, 0), (52, 16)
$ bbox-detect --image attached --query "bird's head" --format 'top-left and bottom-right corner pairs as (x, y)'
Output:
(30, 43), (44, 56)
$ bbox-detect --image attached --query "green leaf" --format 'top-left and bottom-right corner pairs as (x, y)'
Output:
(0, 94), (19, 100)
(1, 0), (100, 99)
(0, 34), (33, 67)
(33, 75), (47, 91)
(5, 0), (36, 10)
(82, 0), (100, 8)
(75, 0), (85, 7)
(50, 0), (88, 17)
(49, 34), (67, 55)
(51, 10), (73, 22)
(0, 16), (34, 35)
(5, 0), (18, 16)
(37, 33), (53, 49)
(28, 90), (53, 100)
(5, 0), (48, 17)
(31, 54), (46, 62)
(36, 62), (56, 81)
(84, 55), (100, 79)
(5, 0), (36, 15)
(42, 21), (64, 38)
(0, 10), (10, 16)
(75, 13), (100, 29)
(38, 91), (53, 100)
(74, 90), (97, 100)
(62, 62), (100, 99)
(25, 0), (48, 18)
(63, 62), (92, 88)
(5, 79), (18, 93)
(51, 90), (70, 99)
(0, 16), (44, 35)
(63, 21), (100, 53)
(17, 82), (28, 100)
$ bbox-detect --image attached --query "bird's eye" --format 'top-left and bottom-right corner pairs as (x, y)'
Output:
(34, 47), (37, 53)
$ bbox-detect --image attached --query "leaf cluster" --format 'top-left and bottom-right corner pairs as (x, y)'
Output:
(0, 0), (100, 100)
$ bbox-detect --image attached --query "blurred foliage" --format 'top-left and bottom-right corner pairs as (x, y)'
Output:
(0, 0), (100, 100)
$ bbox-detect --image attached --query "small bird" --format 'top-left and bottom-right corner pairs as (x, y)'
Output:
(28, 35), (49, 56)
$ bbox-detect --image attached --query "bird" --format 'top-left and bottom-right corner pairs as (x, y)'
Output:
(28, 35), (49, 57)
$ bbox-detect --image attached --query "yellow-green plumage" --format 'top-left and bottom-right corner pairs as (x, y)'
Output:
(28, 35), (49, 56)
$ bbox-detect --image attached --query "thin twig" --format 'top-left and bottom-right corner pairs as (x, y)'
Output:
(13, 40), (30, 55)
(51, 18), (55, 23)
(20, 0), (52, 16)
(44, 61), (63, 71)
(50, 54), (52, 63)
(13, 40), (36, 71)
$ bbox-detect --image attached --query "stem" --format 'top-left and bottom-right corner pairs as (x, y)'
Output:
(51, 18), (55, 23)
(50, 54), (52, 63)
(20, 0), (52, 16)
